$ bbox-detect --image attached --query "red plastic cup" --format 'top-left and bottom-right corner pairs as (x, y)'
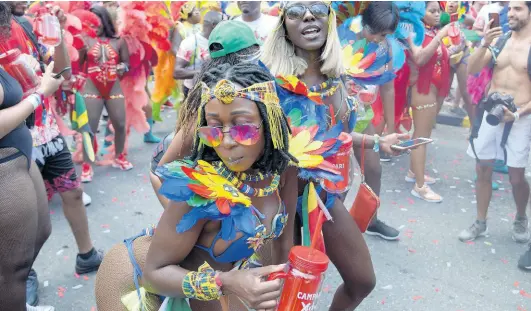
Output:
(448, 23), (461, 45)
(37, 14), (62, 47)
(322, 133), (353, 194)
(0, 49), (39, 95)
(268, 246), (329, 311)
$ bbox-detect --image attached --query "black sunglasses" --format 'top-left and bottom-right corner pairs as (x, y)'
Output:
(285, 3), (329, 20)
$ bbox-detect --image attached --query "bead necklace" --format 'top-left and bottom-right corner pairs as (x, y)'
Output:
(213, 162), (280, 197)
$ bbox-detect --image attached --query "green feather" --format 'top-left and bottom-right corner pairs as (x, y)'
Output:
(288, 108), (302, 127)
(186, 195), (212, 207)
(301, 184), (311, 247)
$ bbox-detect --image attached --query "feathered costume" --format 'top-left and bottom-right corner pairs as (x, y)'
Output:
(24, 1), (98, 162)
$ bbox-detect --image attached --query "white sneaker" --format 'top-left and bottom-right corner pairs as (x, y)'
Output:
(82, 192), (92, 207)
(26, 304), (54, 311)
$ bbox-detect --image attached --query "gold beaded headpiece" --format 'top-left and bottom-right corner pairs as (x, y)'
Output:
(197, 79), (285, 150)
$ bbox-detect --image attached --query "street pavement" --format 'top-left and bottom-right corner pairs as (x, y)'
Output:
(33, 109), (531, 311)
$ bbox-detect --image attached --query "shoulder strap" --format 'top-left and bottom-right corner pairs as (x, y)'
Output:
(490, 32), (511, 66)
(360, 135), (366, 175)
(528, 46), (531, 80)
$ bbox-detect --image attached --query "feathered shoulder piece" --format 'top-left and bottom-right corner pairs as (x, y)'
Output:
(332, 1), (370, 26)
(338, 16), (396, 86)
(287, 109), (345, 182)
(156, 160), (259, 240)
(393, 1), (426, 46)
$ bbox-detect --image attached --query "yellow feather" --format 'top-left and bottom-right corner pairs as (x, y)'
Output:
(302, 141), (323, 153)
(308, 182), (318, 213)
(121, 287), (156, 311)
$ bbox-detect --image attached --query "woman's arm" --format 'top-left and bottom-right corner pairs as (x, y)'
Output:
(272, 167), (298, 264)
(0, 86), (37, 140)
(51, 6), (72, 80)
(408, 34), (443, 67)
(0, 62), (64, 139)
(380, 80), (395, 134)
(118, 38), (131, 74)
(144, 200), (207, 297)
(158, 128), (195, 166)
(170, 25), (184, 57)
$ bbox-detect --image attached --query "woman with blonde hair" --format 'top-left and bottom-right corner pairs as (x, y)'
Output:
(263, 1), (408, 308)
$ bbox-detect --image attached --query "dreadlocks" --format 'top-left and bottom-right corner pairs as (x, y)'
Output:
(188, 62), (297, 175)
(175, 44), (260, 135)
(0, 2), (11, 30)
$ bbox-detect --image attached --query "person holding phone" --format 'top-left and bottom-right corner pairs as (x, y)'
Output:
(462, 3), (531, 264)
(405, 1), (451, 203)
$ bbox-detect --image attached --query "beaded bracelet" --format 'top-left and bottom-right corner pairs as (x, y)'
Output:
(373, 134), (380, 153)
(182, 262), (222, 301)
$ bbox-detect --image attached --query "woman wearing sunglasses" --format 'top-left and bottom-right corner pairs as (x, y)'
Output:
(262, 2), (411, 309)
(97, 61), (300, 311)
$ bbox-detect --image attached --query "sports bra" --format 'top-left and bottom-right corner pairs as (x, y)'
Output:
(0, 68), (33, 168)
(195, 202), (287, 263)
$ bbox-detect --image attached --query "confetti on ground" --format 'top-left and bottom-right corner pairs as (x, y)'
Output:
(401, 208), (408, 212)
(408, 198), (415, 205)
(450, 186), (457, 189)
(446, 262), (452, 267)
(499, 188), (505, 191)
(83, 275), (89, 281)
(432, 240), (439, 245)
(408, 248), (416, 253)
(467, 179), (473, 183)
(398, 225), (405, 230)
(461, 208), (467, 213)
(103, 229), (111, 233)
(98, 190), (105, 194)
(74, 273), (80, 279)
(432, 168), (438, 174)
(382, 285), (393, 290)
(520, 290), (531, 298)
(484, 241), (492, 246)
(43, 280), (49, 287)
(491, 248), (496, 254)
(514, 281), (520, 288)
(386, 190), (393, 193)
(513, 290), (521, 295)
(112, 197), (118, 202)
(435, 288), (440, 292)
(50, 210), (55, 215)
(56, 249), (64, 255)
(412, 296), (423, 301)
(471, 200), (477, 204)
(72, 284), (83, 290)
(408, 219), (417, 223)
(458, 195), (465, 199)
(465, 241), (475, 245)
(394, 189), (401, 193)
(501, 218), (509, 222)
(517, 306), (527, 311)
(322, 284), (330, 293)
(501, 259), (509, 264)
(453, 177), (460, 180)
(100, 224), (110, 228)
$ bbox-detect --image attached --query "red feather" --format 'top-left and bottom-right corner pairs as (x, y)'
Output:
(188, 183), (214, 198)
(216, 199), (232, 215)
(357, 52), (376, 70)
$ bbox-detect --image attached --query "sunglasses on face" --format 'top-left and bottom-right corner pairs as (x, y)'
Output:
(285, 3), (329, 20)
(198, 123), (262, 148)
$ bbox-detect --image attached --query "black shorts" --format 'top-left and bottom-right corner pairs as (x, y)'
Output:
(34, 135), (80, 200)
(151, 132), (175, 174)
(183, 86), (190, 100)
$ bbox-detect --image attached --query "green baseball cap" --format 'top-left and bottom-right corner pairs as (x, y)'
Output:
(208, 20), (260, 59)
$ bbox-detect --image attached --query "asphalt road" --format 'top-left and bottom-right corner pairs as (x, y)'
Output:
(33, 109), (531, 311)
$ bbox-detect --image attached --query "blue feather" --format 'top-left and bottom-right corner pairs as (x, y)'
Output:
(386, 36), (406, 70)
(349, 71), (396, 86)
(220, 217), (236, 240)
(365, 53), (390, 72)
(159, 178), (194, 202)
(298, 169), (343, 183)
(321, 140), (343, 158)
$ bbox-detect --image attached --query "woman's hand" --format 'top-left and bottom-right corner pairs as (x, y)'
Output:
(437, 24), (451, 40)
(220, 264), (285, 310)
(117, 62), (128, 76)
(379, 133), (410, 155)
(37, 62), (65, 97)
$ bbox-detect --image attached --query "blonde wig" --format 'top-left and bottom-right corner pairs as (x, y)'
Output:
(262, 6), (345, 78)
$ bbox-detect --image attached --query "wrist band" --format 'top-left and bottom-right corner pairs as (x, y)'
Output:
(372, 134), (380, 153)
(28, 92), (43, 110)
(182, 262), (222, 301)
(514, 111), (520, 121)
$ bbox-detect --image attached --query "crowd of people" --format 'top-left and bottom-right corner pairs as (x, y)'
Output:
(0, 1), (531, 310)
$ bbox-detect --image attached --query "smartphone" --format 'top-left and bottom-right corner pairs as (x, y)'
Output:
(391, 138), (433, 151)
(489, 12), (500, 29)
(53, 67), (71, 79)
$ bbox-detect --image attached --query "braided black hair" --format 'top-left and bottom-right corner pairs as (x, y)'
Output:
(188, 62), (297, 175)
(0, 2), (11, 29)
(176, 44), (261, 134)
